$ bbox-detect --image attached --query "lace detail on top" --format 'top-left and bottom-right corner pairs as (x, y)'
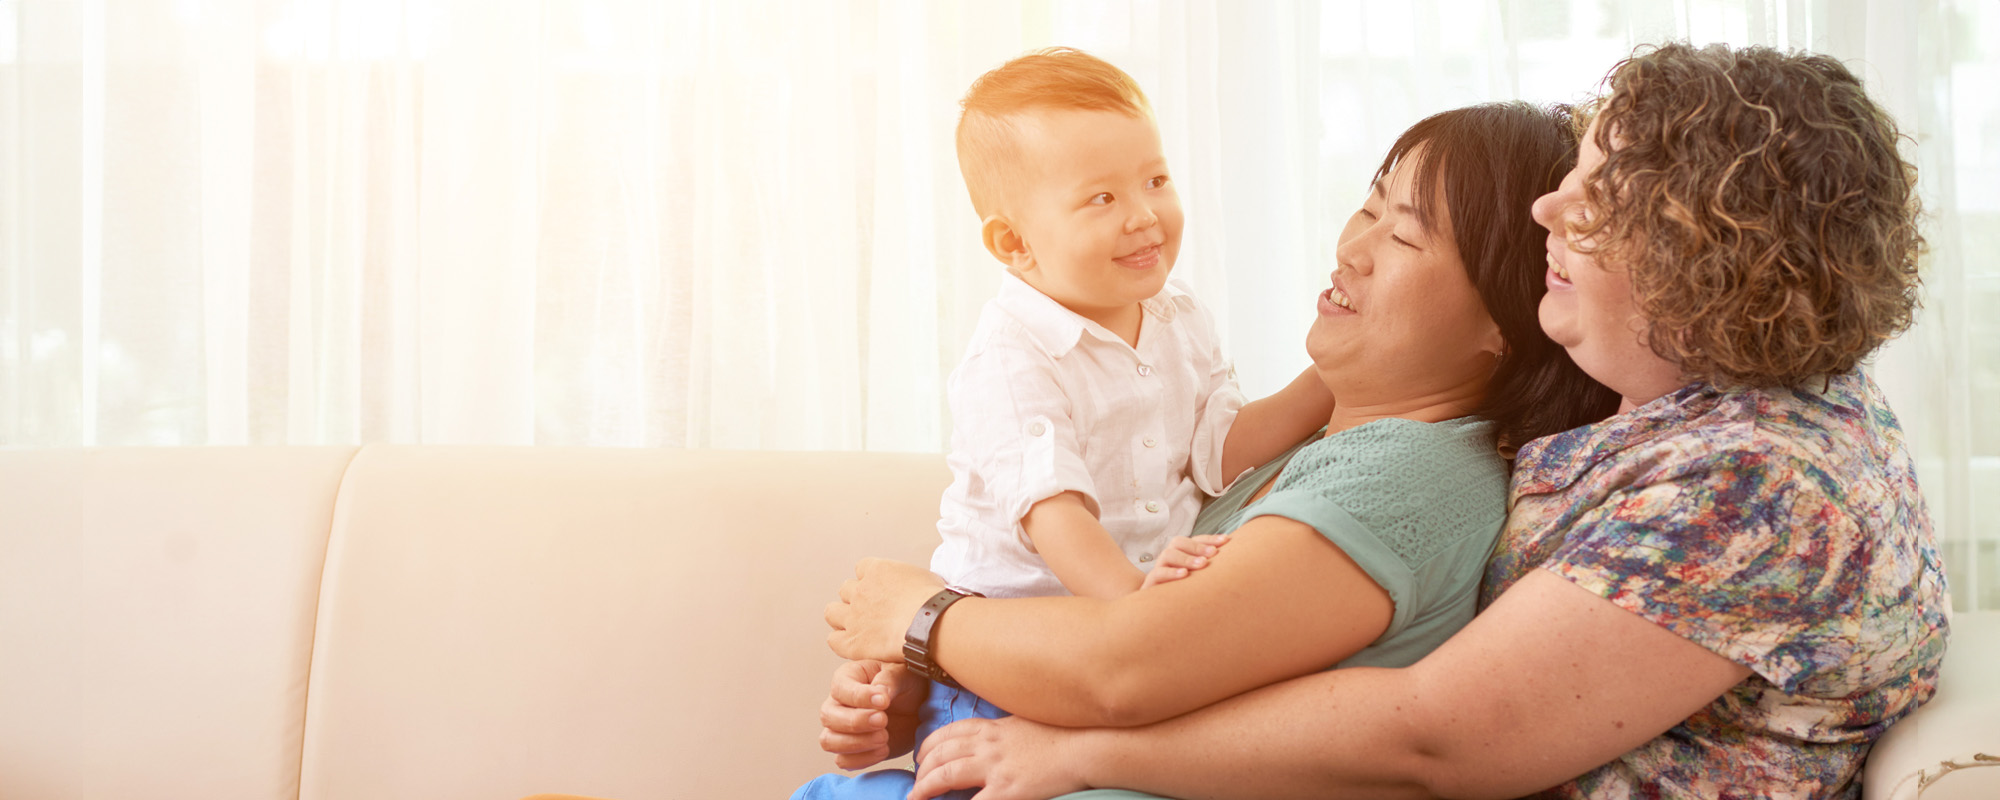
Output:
(1253, 416), (1507, 568)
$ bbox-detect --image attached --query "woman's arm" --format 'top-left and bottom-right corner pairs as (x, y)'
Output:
(827, 515), (1393, 728)
(909, 569), (1752, 800)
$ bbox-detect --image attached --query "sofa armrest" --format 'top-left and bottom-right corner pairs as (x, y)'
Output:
(1864, 609), (2000, 800)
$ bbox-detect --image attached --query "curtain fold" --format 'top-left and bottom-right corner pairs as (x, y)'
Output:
(0, 0), (1993, 608)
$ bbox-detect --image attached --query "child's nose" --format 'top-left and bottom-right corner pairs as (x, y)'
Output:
(1124, 203), (1159, 234)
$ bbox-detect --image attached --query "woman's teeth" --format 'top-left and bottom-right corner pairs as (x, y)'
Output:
(1328, 286), (1355, 311)
(1547, 253), (1572, 281)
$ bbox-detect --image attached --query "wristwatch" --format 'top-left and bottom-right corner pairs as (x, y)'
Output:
(902, 584), (984, 689)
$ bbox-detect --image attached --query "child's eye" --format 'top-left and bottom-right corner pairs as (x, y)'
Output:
(1147, 176), (1170, 189)
(1088, 192), (1114, 205)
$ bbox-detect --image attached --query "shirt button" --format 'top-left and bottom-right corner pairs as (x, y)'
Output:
(1027, 422), (1046, 436)
(1145, 501), (1162, 513)
(1137, 364), (1153, 377)
(1143, 437), (1157, 448)
(1139, 552), (1155, 563)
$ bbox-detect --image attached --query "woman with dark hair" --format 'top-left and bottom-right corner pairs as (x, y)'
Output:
(1386, 103), (1620, 455)
(804, 100), (1614, 786)
(827, 43), (1946, 800)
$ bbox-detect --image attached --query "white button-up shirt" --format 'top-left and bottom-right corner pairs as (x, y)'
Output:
(932, 272), (1246, 598)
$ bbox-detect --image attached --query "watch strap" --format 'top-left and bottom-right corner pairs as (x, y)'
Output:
(903, 586), (983, 689)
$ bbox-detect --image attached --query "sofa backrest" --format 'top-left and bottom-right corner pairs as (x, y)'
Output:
(0, 447), (360, 800)
(298, 445), (945, 799)
(0, 446), (946, 800)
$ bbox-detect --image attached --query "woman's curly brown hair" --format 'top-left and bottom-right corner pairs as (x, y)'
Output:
(1571, 43), (1925, 387)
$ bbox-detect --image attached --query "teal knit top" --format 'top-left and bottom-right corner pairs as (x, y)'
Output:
(1191, 416), (1508, 669)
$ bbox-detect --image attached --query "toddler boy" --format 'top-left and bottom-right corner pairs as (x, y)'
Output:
(935, 47), (1331, 602)
(792, 47), (1333, 800)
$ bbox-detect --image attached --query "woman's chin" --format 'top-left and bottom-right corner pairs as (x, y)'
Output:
(1304, 323), (1340, 363)
(1538, 304), (1581, 349)
(1304, 332), (1352, 380)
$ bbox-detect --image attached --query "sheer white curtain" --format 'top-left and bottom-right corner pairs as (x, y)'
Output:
(0, 0), (1992, 608)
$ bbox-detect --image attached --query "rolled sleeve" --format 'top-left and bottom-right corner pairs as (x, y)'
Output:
(1188, 373), (1245, 495)
(1182, 302), (1246, 495)
(948, 342), (1101, 550)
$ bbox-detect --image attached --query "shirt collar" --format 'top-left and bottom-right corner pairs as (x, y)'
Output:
(1511, 380), (1720, 497)
(1510, 371), (1864, 497)
(993, 270), (1197, 357)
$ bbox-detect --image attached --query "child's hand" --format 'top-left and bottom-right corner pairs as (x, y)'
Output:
(1140, 533), (1230, 588)
(818, 659), (928, 769)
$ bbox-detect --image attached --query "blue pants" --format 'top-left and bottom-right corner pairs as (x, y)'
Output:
(791, 682), (1009, 800)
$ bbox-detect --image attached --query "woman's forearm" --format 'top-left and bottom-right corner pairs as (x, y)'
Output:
(934, 518), (1392, 728)
(1009, 572), (1752, 800)
(1068, 666), (1438, 799)
(934, 595), (1135, 725)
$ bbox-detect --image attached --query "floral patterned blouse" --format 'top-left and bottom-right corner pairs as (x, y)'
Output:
(1481, 369), (1950, 799)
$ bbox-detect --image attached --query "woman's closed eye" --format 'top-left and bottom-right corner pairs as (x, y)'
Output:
(1357, 208), (1419, 249)
(1559, 206), (1595, 242)
(1567, 200), (1595, 225)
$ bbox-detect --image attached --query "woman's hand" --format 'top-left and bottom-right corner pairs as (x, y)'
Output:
(818, 659), (929, 769)
(911, 716), (1092, 800)
(826, 557), (948, 662)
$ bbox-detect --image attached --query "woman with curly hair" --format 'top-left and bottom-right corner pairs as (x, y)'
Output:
(821, 42), (1948, 799)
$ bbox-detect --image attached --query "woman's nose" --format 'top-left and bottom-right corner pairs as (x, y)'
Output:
(1530, 190), (1561, 232)
(1333, 236), (1373, 275)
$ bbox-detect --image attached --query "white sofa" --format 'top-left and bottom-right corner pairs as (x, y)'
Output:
(0, 446), (1992, 800)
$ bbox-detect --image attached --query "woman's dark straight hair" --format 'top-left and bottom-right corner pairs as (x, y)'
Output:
(1374, 102), (1622, 452)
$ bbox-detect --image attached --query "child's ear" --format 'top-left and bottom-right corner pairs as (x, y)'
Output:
(980, 215), (1033, 271)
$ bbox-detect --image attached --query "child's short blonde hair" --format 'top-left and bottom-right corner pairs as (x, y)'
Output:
(955, 47), (1153, 217)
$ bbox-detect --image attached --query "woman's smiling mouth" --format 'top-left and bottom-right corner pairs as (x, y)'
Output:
(1318, 285), (1356, 315)
(1328, 285), (1355, 310)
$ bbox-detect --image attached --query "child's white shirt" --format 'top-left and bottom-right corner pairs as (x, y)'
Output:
(932, 272), (1246, 598)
